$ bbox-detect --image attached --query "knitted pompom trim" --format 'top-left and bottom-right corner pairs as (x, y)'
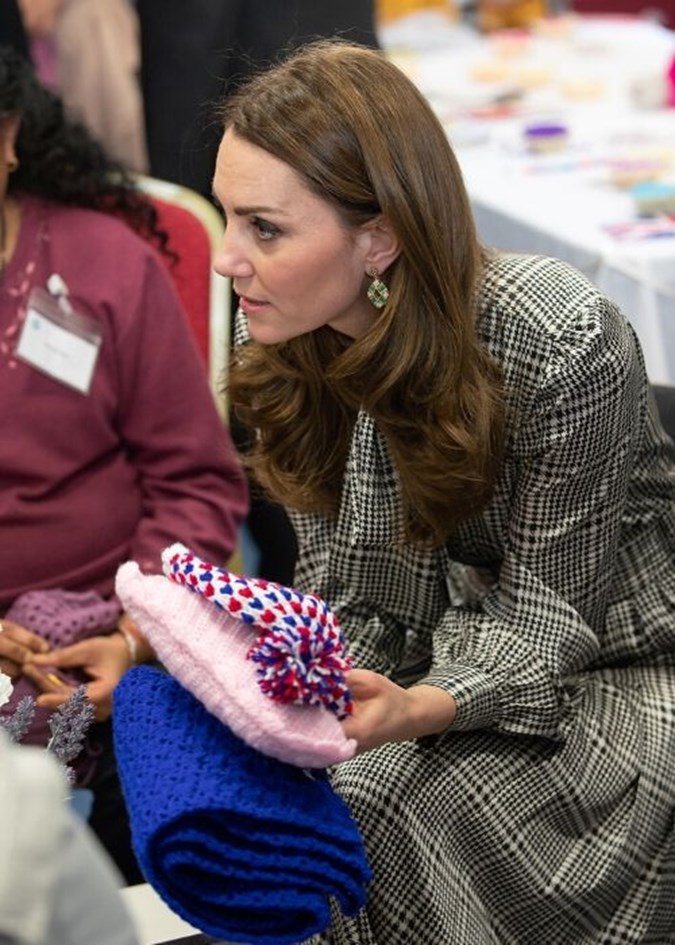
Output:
(162, 544), (353, 718)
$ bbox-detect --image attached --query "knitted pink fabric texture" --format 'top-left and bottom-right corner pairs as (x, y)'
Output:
(114, 561), (357, 768)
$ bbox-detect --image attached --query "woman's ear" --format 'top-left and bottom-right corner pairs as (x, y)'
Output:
(0, 113), (21, 169)
(361, 215), (401, 274)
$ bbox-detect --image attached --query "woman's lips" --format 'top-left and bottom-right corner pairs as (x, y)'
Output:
(238, 295), (269, 314)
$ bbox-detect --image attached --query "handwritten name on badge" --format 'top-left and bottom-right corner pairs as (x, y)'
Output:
(15, 284), (102, 395)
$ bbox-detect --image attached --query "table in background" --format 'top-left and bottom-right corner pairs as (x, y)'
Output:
(120, 883), (229, 945)
(383, 14), (675, 383)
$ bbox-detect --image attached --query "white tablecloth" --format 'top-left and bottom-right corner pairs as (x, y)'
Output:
(119, 883), (204, 945)
(383, 14), (675, 382)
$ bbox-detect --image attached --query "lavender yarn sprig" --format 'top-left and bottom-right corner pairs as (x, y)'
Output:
(46, 685), (95, 766)
(0, 694), (36, 742)
(1, 671), (95, 787)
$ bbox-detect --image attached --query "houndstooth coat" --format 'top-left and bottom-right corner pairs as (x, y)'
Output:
(243, 252), (675, 944)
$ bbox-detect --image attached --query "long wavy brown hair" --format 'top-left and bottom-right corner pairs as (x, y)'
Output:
(224, 40), (504, 547)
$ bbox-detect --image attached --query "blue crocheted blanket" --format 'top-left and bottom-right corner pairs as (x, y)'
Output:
(113, 666), (371, 944)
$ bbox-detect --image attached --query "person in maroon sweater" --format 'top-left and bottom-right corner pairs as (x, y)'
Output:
(0, 47), (248, 882)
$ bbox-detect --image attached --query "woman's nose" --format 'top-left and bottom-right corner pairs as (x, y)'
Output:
(213, 228), (253, 279)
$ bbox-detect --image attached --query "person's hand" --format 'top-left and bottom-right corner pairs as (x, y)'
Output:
(117, 612), (157, 665)
(342, 669), (457, 754)
(17, 0), (64, 36)
(25, 633), (132, 721)
(0, 618), (51, 678)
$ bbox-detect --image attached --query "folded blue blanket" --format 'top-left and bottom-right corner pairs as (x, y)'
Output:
(113, 666), (371, 944)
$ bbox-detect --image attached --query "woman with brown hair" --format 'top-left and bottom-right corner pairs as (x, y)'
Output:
(214, 40), (675, 944)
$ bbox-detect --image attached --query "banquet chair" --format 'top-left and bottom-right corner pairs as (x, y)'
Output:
(133, 175), (230, 419)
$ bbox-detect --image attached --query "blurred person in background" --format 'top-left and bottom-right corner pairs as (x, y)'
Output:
(3, 0), (148, 172)
(0, 47), (248, 884)
(136, 0), (380, 198)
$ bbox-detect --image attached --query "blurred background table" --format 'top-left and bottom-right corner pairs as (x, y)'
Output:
(120, 883), (222, 945)
(381, 12), (675, 382)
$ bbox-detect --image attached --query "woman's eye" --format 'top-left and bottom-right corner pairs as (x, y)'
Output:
(252, 218), (280, 241)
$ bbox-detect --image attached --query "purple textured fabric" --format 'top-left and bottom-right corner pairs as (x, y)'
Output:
(0, 589), (120, 779)
(6, 588), (121, 648)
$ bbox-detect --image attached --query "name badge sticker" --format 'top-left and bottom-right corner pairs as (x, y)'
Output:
(16, 284), (102, 395)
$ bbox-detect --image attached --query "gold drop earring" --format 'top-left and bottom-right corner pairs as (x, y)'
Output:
(366, 267), (389, 310)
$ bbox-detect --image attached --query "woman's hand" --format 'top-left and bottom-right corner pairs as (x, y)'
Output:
(0, 619), (51, 678)
(25, 633), (132, 722)
(342, 669), (457, 754)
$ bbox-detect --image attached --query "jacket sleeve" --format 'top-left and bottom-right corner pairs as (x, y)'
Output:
(302, 297), (652, 743)
(420, 298), (647, 740)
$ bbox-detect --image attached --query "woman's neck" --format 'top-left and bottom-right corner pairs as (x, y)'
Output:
(0, 196), (21, 277)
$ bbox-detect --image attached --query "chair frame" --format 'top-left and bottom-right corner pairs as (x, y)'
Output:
(134, 175), (230, 418)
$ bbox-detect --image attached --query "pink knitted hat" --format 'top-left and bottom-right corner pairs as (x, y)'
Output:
(114, 545), (357, 769)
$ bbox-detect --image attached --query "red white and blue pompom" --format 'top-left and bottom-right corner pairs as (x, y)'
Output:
(248, 623), (353, 719)
(161, 543), (353, 718)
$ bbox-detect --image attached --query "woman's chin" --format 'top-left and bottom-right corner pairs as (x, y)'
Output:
(246, 321), (288, 346)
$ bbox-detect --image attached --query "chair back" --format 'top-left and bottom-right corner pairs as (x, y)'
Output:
(134, 176), (230, 418)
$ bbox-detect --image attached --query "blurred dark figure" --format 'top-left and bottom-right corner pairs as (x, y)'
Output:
(0, 0), (30, 58)
(136, 1), (380, 197)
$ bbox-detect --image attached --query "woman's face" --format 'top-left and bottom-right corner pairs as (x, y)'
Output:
(212, 128), (378, 344)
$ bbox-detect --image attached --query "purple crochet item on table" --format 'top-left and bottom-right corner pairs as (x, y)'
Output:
(0, 589), (120, 777)
(113, 665), (372, 945)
